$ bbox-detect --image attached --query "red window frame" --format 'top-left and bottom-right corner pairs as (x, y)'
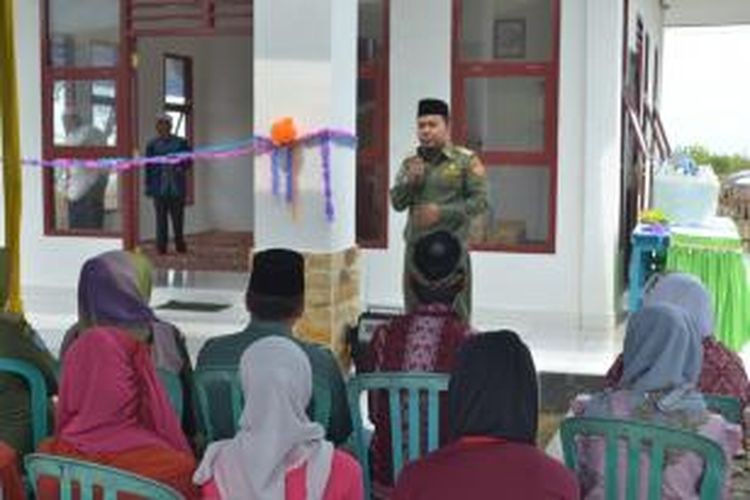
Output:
(161, 53), (195, 204)
(452, 0), (560, 254)
(356, 0), (390, 249)
(40, 0), (136, 241)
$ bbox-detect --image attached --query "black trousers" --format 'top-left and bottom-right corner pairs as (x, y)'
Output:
(153, 196), (186, 252)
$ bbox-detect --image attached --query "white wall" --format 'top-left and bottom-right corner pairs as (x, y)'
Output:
(16, 0), (120, 289)
(253, 0), (357, 252)
(137, 36), (253, 241)
(665, 0), (750, 27)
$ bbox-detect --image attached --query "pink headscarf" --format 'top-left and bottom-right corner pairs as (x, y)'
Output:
(56, 327), (191, 454)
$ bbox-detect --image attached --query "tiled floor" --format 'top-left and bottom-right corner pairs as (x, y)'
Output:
(26, 269), (624, 373)
(26, 266), (750, 382)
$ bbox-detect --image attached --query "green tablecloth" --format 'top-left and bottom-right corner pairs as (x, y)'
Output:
(666, 217), (750, 351)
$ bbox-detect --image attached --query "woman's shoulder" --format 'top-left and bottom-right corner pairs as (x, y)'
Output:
(322, 450), (363, 499)
(331, 450), (362, 478)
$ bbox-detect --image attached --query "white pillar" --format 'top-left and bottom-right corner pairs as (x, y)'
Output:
(253, 0), (359, 361)
(580, 0), (624, 330)
(253, 0), (357, 253)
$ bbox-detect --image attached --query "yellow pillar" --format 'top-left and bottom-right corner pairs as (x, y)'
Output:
(0, 0), (24, 313)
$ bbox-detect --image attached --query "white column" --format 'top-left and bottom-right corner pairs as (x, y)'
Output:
(253, 0), (357, 252)
(580, 0), (624, 330)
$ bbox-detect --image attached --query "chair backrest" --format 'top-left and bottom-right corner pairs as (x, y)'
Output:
(704, 394), (742, 425)
(347, 372), (449, 499)
(195, 363), (333, 443)
(156, 368), (184, 420)
(194, 366), (244, 443)
(560, 417), (726, 500)
(0, 357), (49, 449)
(25, 453), (184, 500)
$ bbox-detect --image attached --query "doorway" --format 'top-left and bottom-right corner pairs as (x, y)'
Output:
(127, 1), (254, 272)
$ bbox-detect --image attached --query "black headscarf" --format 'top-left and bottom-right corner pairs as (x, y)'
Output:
(449, 330), (539, 444)
(413, 231), (461, 281)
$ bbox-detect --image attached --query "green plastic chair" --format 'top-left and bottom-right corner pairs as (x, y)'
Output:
(194, 366), (244, 443)
(194, 365), (332, 443)
(25, 453), (184, 500)
(156, 368), (184, 420)
(704, 394), (742, 425)
(347, 372), (449, 499)
(560, 417), (726, 500)
(0, 358), (49, 449)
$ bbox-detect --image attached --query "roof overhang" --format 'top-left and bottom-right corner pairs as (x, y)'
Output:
(665, 0), (750, 27)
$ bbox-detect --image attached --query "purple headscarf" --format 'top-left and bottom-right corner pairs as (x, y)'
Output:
(62, 251), (185, 373)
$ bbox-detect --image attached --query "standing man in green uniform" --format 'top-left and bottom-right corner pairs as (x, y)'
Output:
(390, 98), (488, 322)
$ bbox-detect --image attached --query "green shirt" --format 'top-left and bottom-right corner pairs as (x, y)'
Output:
(390, 144), (489, 244)
(196, 321), (352, 445)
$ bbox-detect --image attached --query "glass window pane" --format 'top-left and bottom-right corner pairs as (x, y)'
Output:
(53, 170), (122, 232)
(53, 80), (117, 147)
(357, 78), (377, 151)
(356, 162), (387, 244)
(460, 0), (553, 62)
(165, 58), (187, 106)
(358, 0), (384, 63)
(49, 0), (119, 67)
(465, 76), (545, 152)
(166, 110), (188, 139)
(471, 166), (551, 246)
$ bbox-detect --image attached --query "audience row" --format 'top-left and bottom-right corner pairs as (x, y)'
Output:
(0, 230), (747, 499)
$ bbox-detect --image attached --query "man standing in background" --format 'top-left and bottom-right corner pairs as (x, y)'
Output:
(390, 98), (488, 322)
(145, 114), (192, 254)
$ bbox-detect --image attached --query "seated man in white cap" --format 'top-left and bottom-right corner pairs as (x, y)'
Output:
(58, 110), (109, 229)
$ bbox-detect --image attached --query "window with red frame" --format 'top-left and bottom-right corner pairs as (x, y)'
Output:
(42, 0), (126, 237)
(356, 0), (389, 248)
(453, 0), (559, 253)
(162, 54), (195, 204)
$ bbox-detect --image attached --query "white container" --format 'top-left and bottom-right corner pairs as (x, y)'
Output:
(652, 164), (720, 224)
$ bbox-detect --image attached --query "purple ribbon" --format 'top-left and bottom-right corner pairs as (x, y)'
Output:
(285, 147), (294, 203)
(271, 149), (282, 197)
(18, 129), (357, 223)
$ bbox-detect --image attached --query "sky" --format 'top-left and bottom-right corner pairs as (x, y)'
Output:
(662, 25), (750, 156)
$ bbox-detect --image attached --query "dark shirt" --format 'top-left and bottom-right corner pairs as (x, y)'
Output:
(393, 439), (580, 500)
(145, 135), (191, 198)
(196, 321), (352, 445)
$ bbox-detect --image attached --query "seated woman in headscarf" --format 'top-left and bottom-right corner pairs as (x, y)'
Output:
(193, 337), (363, 499)
(573, 304), (741, 499)
(61, 250), (196, 437)
(363, 231), (471, 494)
(605, 272), (750, 407)
(0, 313), (57, 455)
(36, 328), (198, 499)
(392, 331), (579, 500)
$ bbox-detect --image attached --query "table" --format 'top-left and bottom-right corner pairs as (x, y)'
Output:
(629, 217), (750, 351)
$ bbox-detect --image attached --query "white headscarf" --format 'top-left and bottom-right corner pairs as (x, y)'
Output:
(193, 337), (334, 499)
(643, 272), (714, 339)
